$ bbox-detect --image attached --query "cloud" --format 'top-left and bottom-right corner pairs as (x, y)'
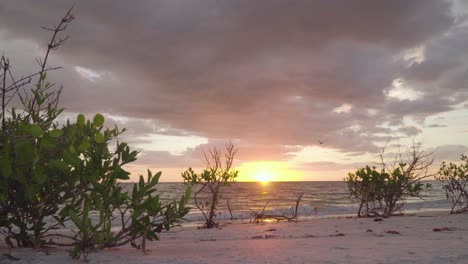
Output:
(293, 161), (367, 172)
(0, 0), (467, 174)
(132, 150), (199, 169)
(432, 144), (468, 162)
(425, 123), (447, 128)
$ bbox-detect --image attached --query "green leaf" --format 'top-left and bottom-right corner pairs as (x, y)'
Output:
(14, 140), (36, 162)
(24, 186), (36, 202)
(93, 113), (105, 127)
(78, 141), (91, 152)
(77, 114), (85, 125)
(29, 125), (43, 137)
(69, 211), (82, 229)
(41, 137), (56, 150)
(33, 172), (48, 185)
(69, 145), (76, 154)
(0, 158), (12, 178)
(94, 132), (105, 143)
(49, 129), (63, 138)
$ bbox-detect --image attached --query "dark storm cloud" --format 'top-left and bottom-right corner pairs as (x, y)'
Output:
(0, 0), (466, 168)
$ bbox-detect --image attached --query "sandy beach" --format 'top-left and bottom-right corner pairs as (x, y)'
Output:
(1, 211), (466, 264)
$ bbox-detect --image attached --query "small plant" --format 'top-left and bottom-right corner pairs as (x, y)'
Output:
(59, 114), (191, 259)
(345, 142), (433, 217)
(181, 142), (238, 228)
(437, 154), (468, 214)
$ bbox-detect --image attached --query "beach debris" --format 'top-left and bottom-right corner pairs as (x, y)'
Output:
(251, 234), (277, 239)
(385, 230), (401, 234)
(265, 228), (277, 232)
(131, 242), (141, 250)
(374, 218), (383, 222)
(251, 208), (294, 223)
(366, 229), (373, 232)
(433, 227), (456, 232)
(329, 233), (345, 237)
(199, 238), (217, 242)
(105, 247), (121, 251)
(251, 194), (304, 223)
(333, 246), (350, 250)
(303, 234), (315, 238)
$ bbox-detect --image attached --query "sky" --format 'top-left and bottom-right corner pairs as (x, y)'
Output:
(1, 0), (467, 182)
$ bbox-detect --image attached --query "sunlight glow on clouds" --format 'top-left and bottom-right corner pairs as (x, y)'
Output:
(134, 134), (208, 155)
(386, 79), (424, 101)
(333, 103), (352, 114)
(290, 146), (374, 166)
(402, 46), (426, 64)
(74, 66), (103, 82)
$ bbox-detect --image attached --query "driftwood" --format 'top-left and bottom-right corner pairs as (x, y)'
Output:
(250, 193), (305, 224)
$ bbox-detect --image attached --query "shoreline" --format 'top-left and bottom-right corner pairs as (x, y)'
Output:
(1, 210), (467, 264)
(180, 208), (454, 228)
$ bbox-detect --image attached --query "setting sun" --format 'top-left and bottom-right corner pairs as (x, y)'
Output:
(236, 161), (302, 182)
(256, 170), (273, 183)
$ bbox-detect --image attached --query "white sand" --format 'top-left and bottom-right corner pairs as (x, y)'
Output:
(1, 211), (467, 264)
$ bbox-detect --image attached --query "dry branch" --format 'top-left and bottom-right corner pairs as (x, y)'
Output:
(251, 193), (305, 223)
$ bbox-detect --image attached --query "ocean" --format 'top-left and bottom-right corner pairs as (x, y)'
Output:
(140, 180), (451, 225)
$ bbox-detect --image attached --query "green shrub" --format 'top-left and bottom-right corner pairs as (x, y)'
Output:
(0, 6), (191, 259)
(437, 154), (468, 214)
(0, 107), (191, 258)
(345, 143), (432, 217)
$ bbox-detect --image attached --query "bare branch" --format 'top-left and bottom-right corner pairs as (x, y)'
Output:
(183, 142), (238, 228)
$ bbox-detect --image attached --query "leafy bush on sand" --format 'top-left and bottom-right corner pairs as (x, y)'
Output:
(0, 6), (190, 260)
(437, 154), (468, 214)
(345, 142), (433, 217)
